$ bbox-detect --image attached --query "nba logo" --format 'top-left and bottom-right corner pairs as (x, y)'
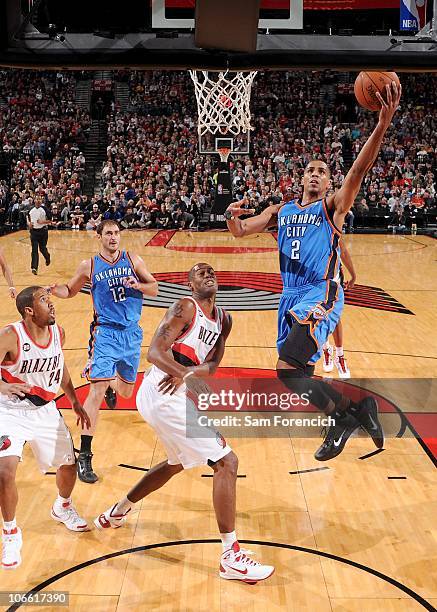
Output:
(400, 0), (427, 31)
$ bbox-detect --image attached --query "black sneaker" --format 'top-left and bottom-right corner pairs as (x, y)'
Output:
(31, 268), (37, 275)
(77, 452), (98, 484)
(105, 387), (117, 410)
(45, 254), (51, 266)
(314, 412), (360, 461)
(351, 397), (384, 449)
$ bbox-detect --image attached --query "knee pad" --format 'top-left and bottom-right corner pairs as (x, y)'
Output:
(279, 321), (318, 369)
(277, 367), (337, 414)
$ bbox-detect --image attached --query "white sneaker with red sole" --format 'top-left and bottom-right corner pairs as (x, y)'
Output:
(94, 504), (131, 530)
(51, 502), (90, 532)
(334, 355), (351, 379)
(219, 542), (274, 584)
(322, 345), (334, 372)
(2, 527), (22, 570)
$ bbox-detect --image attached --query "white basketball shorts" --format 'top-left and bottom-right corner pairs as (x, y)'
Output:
(0, 401), (75, 473)
(137, 369), (231, 469)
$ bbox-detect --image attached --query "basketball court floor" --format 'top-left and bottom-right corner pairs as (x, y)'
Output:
(0, 229), (436, 611)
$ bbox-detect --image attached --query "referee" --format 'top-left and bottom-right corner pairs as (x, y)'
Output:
(28, 198), (51, 275)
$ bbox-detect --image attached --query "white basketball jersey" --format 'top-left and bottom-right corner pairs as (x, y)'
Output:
(172, 297), (225, 366)
(147, 297), (225, 384)
(0, 321), (64, 409)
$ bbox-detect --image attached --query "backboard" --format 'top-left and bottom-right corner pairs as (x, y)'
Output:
(152, 0), (303, 31)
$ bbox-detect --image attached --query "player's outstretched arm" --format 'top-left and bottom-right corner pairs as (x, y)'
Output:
(226, 197), (281, 237)
(147, 298), (197, 379)
(0, 327), (31, 398)
(49, 259), (91, 298)
(0, 247), (16, 298)
(125, 253), (158, 296)
(330, 81), (402, 225)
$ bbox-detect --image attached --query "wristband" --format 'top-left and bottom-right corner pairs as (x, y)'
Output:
(183, 371), (194, 381)
(9, 287), (16, 292)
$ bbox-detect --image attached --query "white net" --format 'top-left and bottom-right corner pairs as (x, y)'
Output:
(189, 70), (258, 138)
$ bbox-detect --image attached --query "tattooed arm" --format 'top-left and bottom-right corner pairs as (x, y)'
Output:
(147, 298), (196, 378)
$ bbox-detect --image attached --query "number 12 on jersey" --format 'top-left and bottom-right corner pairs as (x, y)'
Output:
(110, 286), (126, 303)
(290, 239), (301, 260)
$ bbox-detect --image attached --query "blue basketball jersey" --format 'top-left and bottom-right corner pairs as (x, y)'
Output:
(91, 250), (143, 327)
(277, 199), (341, 288)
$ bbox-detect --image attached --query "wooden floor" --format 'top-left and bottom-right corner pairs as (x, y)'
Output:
(0, 230), (436, 611)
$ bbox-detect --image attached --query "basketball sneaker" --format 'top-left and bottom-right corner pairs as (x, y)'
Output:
(77, 451), (98, 484)
(105, 387), (117, 410)
(334, 355), (350, 379)
(51, 502), (90, 532)
(351, 396), (384, 449)
(322, 345), (334, 372)
(219, 542), (274, 584)
(94, 504), (131, 530)
(314, 411), (360, 461)
(1, 527), (22, 570)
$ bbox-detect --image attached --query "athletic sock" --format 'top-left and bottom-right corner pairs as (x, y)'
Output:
(3, 518), (17, 533)
(54, 494), (71, 509)
(114, 496), (134, 515)
(220, 530), (237, 552)
(80, 435), (93, 454)
(335, 346), (344, 358)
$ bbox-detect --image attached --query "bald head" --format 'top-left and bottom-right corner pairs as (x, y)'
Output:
(188, 262), (211, 282)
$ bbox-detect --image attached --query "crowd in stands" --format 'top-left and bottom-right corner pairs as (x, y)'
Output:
(0, 70), (90, 229)
(0, 68), (435, 233)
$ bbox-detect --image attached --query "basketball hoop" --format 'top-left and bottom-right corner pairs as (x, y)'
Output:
(189, 70), (258, 151)
(217, 148), (231, 163)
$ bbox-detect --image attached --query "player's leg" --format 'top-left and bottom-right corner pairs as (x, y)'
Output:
(78, 380), (109, 483)
(39, 227), (50, 266)
(276, 282), (383, 459)
(113, 324), (143, 401)
(51, 462), (89, 531)
(94, 461), (184, 529)
(95, 378), (184, 528)
(332, 320), (350, 378)
(80, 325), (119, 483)
(30, 229), (39, 274)
(0, 408), (28, 569)
(29, 404), (89, 531)
(210, 452), (273, 582)
(0, 456), (22, 569)
(322, 337), (334, 372)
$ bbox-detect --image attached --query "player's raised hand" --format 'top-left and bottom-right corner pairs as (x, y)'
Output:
(0, 382), (31, 399)
(46, 283), (65, 298)
(226, 197), (256, 218)
(376, 81), (402, 128)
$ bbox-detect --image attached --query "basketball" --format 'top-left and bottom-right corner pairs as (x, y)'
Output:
(354, 71), (401, 111)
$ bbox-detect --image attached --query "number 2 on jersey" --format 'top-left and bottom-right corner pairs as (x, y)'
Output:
(110, 286), (126, 303)
(290, 239), (301, 260)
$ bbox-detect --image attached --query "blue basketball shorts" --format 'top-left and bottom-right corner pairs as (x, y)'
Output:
(277, 280), (344, 365)
(87, 324), (143, 384)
